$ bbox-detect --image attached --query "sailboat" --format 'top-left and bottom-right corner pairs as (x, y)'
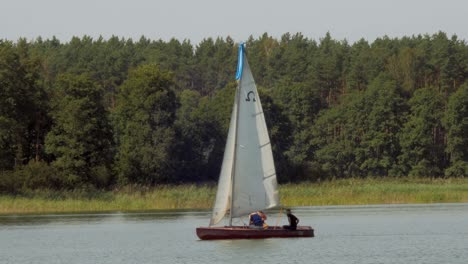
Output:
(196, 43), (314, 240)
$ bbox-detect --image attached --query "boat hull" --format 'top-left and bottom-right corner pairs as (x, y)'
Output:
(196, 226), (314, 240)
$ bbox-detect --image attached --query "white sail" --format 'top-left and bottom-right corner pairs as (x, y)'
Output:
(209, 98), (237, 225)
(209, 44), (279, 226)
(231, 51), (279, 218)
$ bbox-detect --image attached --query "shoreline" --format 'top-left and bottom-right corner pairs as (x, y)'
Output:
(1, 177), (467, 215)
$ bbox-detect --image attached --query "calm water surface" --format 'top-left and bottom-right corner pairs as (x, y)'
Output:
(1, 203), (467, 264)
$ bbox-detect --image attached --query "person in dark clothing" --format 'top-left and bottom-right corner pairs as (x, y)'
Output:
(249, 211), (267, 229)
(283, 209), (299, 230)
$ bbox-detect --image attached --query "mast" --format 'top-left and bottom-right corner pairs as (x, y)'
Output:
(229, 43), (244, 226)
(229, 83), (241, 226)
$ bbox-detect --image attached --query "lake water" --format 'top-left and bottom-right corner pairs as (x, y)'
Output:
(0, 203), (467, 264)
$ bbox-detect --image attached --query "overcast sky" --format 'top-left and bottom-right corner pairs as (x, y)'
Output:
(1, 0), (466, 44)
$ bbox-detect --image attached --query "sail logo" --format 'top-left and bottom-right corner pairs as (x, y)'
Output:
(245, 91), (256, 102)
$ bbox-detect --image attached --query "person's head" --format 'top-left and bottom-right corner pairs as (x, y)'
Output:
(258, 211), (267, 220)
(286, 209), (291, 214)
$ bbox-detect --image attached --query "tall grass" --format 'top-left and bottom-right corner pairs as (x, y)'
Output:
(0, 185), (216, 214)
(280, 177), (468, 206)
(0, 178), (467, 214)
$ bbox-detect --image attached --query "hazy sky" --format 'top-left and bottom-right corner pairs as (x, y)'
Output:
(1, 0), (466, 44)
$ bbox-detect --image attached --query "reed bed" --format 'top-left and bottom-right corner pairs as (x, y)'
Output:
(1, 178), (467, 214)
(280, 177), (468, 206)
(0, 185), (216, 214)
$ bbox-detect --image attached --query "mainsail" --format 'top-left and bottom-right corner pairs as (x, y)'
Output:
(210, 44), (279, 226)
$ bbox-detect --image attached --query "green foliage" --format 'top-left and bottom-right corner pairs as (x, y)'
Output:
(313, 74), (406, 178)
(177, 83), (236, 181)
(347, 39), (373, 92)
(443, 82), (468, 176)
(194, 37), (237, 95)
(0, 170), (19, 193)
(173, 88), (231, 182)
(310, 32), (349, 104)
(114, 65), (178, 184)
(45, 74), (113, 188)
(271, 80), (322, 179)
(0, 161), (60, 193)
(173, 90), (206, 181)
(141, 38), (195, 91)
(1, 32), (468, 193)
(357, 75), (406, 176)
(312, 97), (359, 178)
(0, 40), (48, 170)
(396, 87), (446, 176)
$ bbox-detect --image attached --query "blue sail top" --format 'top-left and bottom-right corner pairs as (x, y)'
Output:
(235, 43), (244, 80)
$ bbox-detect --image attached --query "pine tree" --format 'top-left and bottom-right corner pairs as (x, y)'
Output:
(396, 87), (446, 176)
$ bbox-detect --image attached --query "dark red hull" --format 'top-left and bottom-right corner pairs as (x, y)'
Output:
(196, 226), (314, 240)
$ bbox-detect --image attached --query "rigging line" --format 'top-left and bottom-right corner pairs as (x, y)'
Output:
(240, 217), (248, 226)
(274, 207), (283, 229)
(263, 173), (276, 180)
(252, 111), (263, 117)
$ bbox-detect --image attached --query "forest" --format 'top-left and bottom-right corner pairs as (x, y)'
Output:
(0, 31), (467, 193)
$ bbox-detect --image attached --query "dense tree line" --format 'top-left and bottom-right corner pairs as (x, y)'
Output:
(0, 32), (466, 192)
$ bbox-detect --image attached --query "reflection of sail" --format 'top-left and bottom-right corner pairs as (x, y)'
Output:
(210, 44), (279, 226)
